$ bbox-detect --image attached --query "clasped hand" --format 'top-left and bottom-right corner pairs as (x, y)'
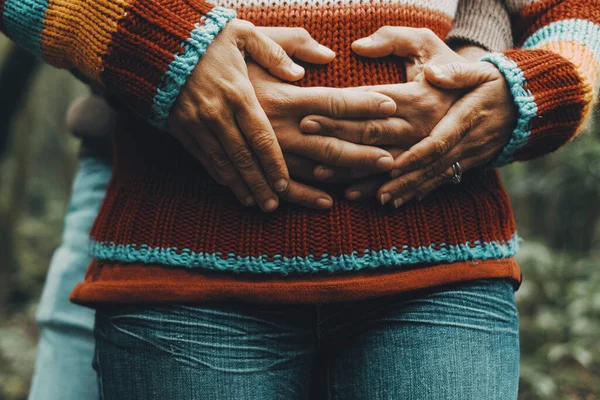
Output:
(169, 23), (516, 211)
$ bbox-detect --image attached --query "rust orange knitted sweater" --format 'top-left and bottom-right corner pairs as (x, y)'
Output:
(1, 0), (598, 304)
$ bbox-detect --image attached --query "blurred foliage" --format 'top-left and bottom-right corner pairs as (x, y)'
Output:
(504, 112), (600, 399)
(0, 37), (599, 399)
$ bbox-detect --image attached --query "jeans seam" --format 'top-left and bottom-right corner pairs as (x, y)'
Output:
(94, 332), (105, 400)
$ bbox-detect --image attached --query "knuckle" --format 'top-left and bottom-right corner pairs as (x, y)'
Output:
(363, 121), (383, 144)
(377, 26), (395, 37)
(392, 179), (411, 195)
(417, 28), (436, 42)
(248, 178), (270, 193)
(416, 28), (439, 55)
(440, 168), (454, 184)
(293, 27), (311, 43)
(250, 132), (276, 153)
(199, 101), (222, 122)
(446, 62), (463, 76)
(323, 140), (343, 163)
(406, 152), (423, 168)
(432, 138), (449, 156)
(232, 19), (255, 35)
(329, 96), (348, 117)
(232, 149), (255, 171)
(423, 159), (446, 180)
(266, 42), (288, 66)
(207, 150), (232, 170)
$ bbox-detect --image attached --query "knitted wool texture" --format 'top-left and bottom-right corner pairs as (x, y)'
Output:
(1, 0), (598, 304)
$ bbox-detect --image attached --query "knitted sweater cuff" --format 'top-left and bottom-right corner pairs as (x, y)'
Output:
(446, 0), (513, 52)
(0, 0), (235, 130)
(481, 49), (593, 167)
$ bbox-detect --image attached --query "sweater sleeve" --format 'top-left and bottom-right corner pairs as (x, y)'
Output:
(482, 0), (599, 166)
(446, 0), (513, 52)
(0, 0), (236, 130)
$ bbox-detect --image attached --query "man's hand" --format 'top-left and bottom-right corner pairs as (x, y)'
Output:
(168, 20), (312, 212)
(246, 61), (398, 209)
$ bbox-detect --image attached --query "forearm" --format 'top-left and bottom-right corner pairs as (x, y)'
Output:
(0, 0), (235, 129)
(483, 0), (599, 166)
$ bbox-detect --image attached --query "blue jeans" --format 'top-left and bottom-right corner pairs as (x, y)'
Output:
(95, 279), (520, 400)
(29, 157), (112, 400)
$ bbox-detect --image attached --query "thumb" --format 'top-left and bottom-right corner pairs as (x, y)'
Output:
(245, 28), (306, 82)
(424, 62), (495, 89)
(257, 27), (336, 65)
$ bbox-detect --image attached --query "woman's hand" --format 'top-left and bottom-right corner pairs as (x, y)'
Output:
(375, 61), (516, 207)
(297, 27), (465, 199)
(246, 61), (398, 209)
(168, 20), (310, 212)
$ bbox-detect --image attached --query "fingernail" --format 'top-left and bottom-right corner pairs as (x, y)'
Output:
(274, 179), (289, 192)
(393, 198), (404, 208)
(317, 167), (335, 180)
(379, 101), (396, 115)
(291, 64), (305, 76)
(347, 190), (362, 201)
(316, 198), (333, 209)
(380, 193), (391, 205)
(264, 198), (278, 211)
(303, 120), (321, 133)
(319, 44), (336, 57)
(354, 37), (373, 46)
(428, 65), (445, 77)
(244, 196), (255, 206)
(376, 156), (394, 171)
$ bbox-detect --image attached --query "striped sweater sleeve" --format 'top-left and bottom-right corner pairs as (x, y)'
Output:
(0, 0), (236, 130)
(483, 0), (600, 166)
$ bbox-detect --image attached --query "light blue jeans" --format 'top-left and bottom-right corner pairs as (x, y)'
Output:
(95, 280), (520, 400)
(28, 157), (111, 400)
(29, 156), (520, 400)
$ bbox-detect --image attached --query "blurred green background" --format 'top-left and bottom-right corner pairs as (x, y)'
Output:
(0, 40), (599, 400)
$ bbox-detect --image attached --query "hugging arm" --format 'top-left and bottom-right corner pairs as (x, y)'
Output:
(0, 0), (319, 212)
(372, 0), (600, 205)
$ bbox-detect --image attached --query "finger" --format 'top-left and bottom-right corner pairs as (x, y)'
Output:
(234, 89), (290, 190)
(391, 92), (481, 177)
(380, 144), (472, 207)
(352, 27), (445, 59)
(242, 23), (306, 81)
(390, 156), (478, 208)
(188, 127), (256, 207)
(208, 109), (280, 212)
(344, 176), (386, 201)
(257, 27), (336, 64)
(279, 180), (333, 210)
(300, 116), (418, 147)
(424, 62), (498, 90)
(290, 135), (394, 172)
(194, 147), (226, 185)
(295, 87), (396, 118)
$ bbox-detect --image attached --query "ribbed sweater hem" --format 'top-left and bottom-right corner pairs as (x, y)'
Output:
(70, 258), (521, 306)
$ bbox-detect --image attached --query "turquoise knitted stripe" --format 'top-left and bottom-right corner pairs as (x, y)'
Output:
(89, 234), (520, 275)
(523, 19), (600, 62)
(150, 7), (236, 130)
(2, 0), (48, 58)
(481, 53), (538, 167)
